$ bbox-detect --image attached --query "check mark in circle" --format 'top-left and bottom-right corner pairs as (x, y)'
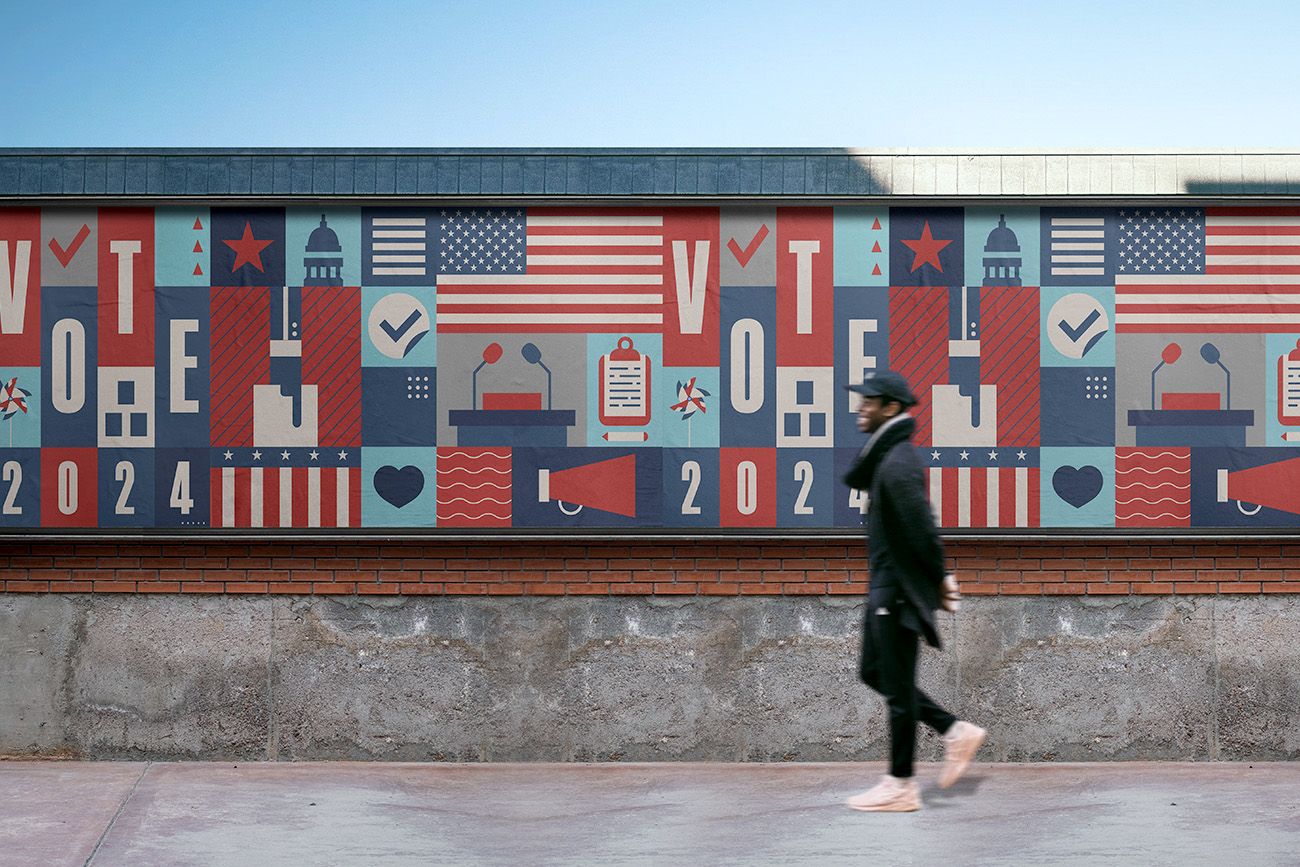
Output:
(1047, 293), (1109, 360)
(368, 293), (431, 359)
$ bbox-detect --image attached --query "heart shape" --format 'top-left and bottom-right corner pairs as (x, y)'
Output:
(374, 465), (424, 508)
(1053, 465), (1102, 509)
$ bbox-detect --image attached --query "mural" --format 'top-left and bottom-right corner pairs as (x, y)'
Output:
(3, 203), (1300, 532)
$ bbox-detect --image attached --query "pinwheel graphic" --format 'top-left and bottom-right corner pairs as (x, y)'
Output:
(0, 376), (31, 447)
(670, 377), (709, 447)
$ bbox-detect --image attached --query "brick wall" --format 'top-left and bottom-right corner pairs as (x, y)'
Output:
(2, 539), (1297, 596)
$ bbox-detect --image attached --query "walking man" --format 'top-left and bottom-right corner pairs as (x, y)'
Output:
(843, 370), (985, 812)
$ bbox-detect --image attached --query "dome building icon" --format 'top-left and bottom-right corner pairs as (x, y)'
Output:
(304, 214), (344, 286)
(981, 214), (1022, 287)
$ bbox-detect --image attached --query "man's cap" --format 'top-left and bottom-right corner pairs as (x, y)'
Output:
(845, 369), (917, 407)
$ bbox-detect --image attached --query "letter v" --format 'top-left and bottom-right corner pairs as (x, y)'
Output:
(0, 240), (32, 334)
(671, 240), (710, 335)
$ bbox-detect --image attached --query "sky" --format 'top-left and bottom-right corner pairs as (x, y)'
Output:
(4, 0), (1300, 149)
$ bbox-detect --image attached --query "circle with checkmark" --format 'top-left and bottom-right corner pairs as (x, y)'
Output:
(368, 293), (431, 359)
(1048, 293), (1109, 360)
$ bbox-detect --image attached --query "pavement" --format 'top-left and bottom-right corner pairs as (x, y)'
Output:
(2, 761), (1297, 867)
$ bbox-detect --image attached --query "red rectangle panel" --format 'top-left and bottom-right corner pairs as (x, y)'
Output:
(776, 207), (834, 366)
(97, 208), (154, 366)
(0, 208), (42, 366)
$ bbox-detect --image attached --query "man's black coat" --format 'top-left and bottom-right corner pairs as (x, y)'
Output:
(844, 414), (946, 649)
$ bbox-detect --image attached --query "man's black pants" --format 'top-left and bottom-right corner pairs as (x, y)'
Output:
(859, 601), (957, 779)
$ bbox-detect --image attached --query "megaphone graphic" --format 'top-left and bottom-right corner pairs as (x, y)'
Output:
(538, 454), (637, 517)
(1216, 456), (1300, 516)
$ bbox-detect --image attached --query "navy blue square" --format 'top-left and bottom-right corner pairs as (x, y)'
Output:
(784, 413), (802, 437)
(1041, 367), (1115, 446)
(796, 380), (814, 405)
(118, 380), (134, 404)
(362, 367), (437, 446)
(106, 413), (122, 438)
(130, 412), (148, 437)
(809, 413), (826, 437)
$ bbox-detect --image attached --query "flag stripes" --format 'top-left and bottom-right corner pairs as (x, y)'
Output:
(211, 466), (360, 528)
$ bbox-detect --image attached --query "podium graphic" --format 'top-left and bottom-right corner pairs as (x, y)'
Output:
(448, 342), (576, 446)
(1127, 342), (1253, 446)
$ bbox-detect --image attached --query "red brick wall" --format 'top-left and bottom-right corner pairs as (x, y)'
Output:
(1, 539), (1297, 596)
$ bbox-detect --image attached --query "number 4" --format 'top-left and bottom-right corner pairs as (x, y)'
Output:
(170, 461), (194, 514)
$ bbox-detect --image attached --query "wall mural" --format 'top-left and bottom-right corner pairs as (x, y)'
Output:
(2, 203), (1300, 533)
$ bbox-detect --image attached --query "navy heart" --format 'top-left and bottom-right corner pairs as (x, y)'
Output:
(1053, 465), (1102, 508)
(374, 465), (424, 508)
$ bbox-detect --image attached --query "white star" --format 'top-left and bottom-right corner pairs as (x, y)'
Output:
(251, 450), (262, 461)
(959, 450), (970, 461)
(309, 450), (319, 460)
(988, 450), (998, 460)
(931, 450), (941, 460)
(338, 450), (349, 460)
(1017, 450), (1028, 461)
(281, 450), (291, 460)
(223, 450), (233, 460)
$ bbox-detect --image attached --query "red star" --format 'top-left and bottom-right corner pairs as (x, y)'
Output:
(222, 222), (274, 273)
(901, 221), (953, 273)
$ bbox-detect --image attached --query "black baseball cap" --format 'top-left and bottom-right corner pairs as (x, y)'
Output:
(845, 370), (917, 407)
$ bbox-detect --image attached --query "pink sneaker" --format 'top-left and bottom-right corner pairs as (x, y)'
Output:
(845, 775), (921, 812)
(939, 720), (987, 788)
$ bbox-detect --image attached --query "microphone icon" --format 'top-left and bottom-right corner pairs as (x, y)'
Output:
(1200, 342), (1230, 409)
(1151, 343), (1181, 410)
(472, 342), (503, 410)
(522, 342), (552, 410)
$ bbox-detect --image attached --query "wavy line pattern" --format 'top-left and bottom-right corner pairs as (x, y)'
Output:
(436, 447), (511, 526)
(1115, 447), (1190, 526)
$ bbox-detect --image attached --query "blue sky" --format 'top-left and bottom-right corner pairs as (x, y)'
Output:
(4, 0), (1298, 147)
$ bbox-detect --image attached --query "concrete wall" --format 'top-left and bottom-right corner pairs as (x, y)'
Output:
(3, 593), (1296, 762)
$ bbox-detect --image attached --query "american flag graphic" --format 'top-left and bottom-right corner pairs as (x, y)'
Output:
(436, 208), (665, 333)
(1116, 207), (1300, 332)
(210, 466), (361, 528)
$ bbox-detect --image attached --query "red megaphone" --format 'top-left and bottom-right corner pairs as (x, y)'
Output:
(538, 454), (637, 517)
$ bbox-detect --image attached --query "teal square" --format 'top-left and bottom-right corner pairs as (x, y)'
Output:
(1040, 447), (1114, 528)
(659, 366), (719, 448)
(361, 447), (437, 527)
(1040, 286), (1116, 366)
(155, 207), (210, 286)
(362, 287), (436, 367)
(0, 368), (41, 448)
(287, 208), (362, 287)
(833, 207), (889, 285)
(965, 207), (1040, 288)
(586, 334), (663, 446)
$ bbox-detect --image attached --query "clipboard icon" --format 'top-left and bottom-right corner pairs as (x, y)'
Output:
(1279, 339), (1300, 425)
(599, 336), (652, 426)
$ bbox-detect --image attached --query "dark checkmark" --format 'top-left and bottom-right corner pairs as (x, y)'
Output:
(380, 309), (423, 343)
(1058, 309), (1101, 343)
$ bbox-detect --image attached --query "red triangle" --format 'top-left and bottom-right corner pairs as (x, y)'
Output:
(193, 218), (203, 230)
(872, 264), (882, 276)
(871, 218), (882, 230)
(193, 241), (203, 253)
(193, 263), (204, 276)
(871, 241), (882, 253)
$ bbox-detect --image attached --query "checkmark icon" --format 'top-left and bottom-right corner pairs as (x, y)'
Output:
(48, 224), (90, 268)
(1058, 308), (1101, 343)
(726, 224), (770, 267)
(380, 308), (423, 343)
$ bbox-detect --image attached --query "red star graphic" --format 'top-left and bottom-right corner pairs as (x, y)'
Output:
(901, 221), (953, 273)
(222, 222), (274, 273)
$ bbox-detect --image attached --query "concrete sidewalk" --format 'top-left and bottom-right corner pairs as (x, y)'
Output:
(2, 761), (1297, 867)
